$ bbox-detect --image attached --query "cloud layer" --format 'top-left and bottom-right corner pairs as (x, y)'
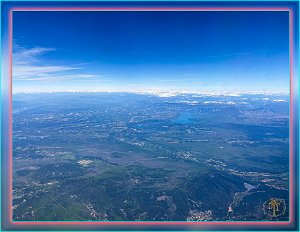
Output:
(13, 46), (98, 81)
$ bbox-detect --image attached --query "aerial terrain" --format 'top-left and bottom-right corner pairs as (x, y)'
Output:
(12, 92), (289, 221)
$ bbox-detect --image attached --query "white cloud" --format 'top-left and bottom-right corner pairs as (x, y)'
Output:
(273, 99), (287, 102)
(18, 73), (102, 81)
(13, 65), (80, 80)
(13, 46), (100, 81)
(13, 47), (56, 64)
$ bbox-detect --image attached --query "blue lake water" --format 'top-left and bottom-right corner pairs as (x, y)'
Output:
(173, 112), (193, 124)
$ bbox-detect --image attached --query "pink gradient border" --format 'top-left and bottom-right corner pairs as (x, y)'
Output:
(7, 6), (295, 228)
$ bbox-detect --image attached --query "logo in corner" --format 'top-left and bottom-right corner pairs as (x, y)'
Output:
(263, 198), (286, 218)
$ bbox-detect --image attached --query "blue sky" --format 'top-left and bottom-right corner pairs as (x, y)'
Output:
(13, 11), (289, 93)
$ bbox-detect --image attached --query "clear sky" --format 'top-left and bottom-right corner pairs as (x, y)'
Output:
(13, 11), (289, 93)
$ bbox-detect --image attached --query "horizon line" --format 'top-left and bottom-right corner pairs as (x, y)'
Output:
(12, 89), (289, 96)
